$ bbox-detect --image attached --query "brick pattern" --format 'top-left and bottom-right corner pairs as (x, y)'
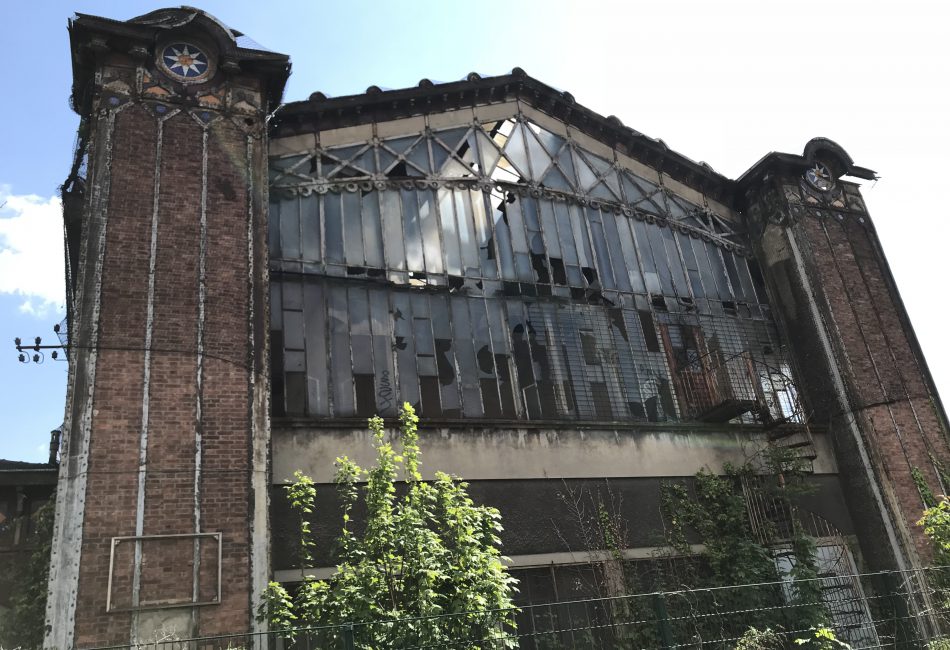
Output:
(73, 104), (157, 646)
(797, 211), (949, 561)
(70, 101), (266, 646)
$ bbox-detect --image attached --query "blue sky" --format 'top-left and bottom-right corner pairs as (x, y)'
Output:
(2, 0), (948, 462)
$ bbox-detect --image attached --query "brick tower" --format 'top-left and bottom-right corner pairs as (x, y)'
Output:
(47, 10), (288, 648)
(740, 139), (950, 576)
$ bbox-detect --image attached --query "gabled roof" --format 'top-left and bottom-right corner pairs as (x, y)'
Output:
(272, 69), (736, 206)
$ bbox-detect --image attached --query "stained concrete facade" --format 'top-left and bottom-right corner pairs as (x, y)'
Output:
(47, 7), (950, 649)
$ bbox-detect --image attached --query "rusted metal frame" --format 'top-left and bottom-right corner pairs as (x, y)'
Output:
(107, 532), (223, 613)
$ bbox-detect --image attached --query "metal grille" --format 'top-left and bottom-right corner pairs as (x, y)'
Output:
(86, 566), (950, 650)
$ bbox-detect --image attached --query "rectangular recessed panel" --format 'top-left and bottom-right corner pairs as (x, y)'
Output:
(107, 533), (221, 612)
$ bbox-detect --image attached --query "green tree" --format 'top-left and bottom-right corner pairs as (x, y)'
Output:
(0, 494), (55, 650)
(919, 497), (950, 566)
(260, 403), (518, 649)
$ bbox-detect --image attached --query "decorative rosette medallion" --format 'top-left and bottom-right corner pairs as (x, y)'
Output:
(158, 42), (213, 83)
(804, 162), (835, 192)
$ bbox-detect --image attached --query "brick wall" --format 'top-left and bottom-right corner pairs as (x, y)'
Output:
(67, 90), (269, 647)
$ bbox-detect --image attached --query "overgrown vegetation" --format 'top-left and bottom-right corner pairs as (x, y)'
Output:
(260, 403), (518, 649)
(0, 494), (54, 650)
(657, 448), (829, 642)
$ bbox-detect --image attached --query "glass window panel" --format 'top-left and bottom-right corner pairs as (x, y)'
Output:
(691, 236), (720, 301)
(506, 195), (530, 253)
(589, 181), (618, 202)
(435, 127), (470, 153)
(437, 188), (461, 275)
(585, 151), (613, 177)
(522, 196), (541, 232)
(508, 299), (541, 419)
(324, 144), (363, 163)
(454, 190), (480, 276)
(405, 140), (430, 174)
(487, 299), (518, 417)
(586, 207), (615, 289)
(676, 232), (705, 299)
(351, 148), (375, 175)
(487, 118), (514, 149)
(283, 281), (302, 310)
(523, 127), (552, 180)
(621, 171), (651, 203)
(342, 191), (364, 265)
(282, 310), (304, 350)
(300, 195), (320, 262)
(285, 350), (305, 372)
(539, 200), (561, 259)
(324, 193), (344, 264)
(633, 220), (661, 294)
(411, 293), (434, 357)
(505, 124), (531, 172)
(471, 190), (498, 278)
(560, 305), (593, 419)
(642, 223), (672, 295)
(269, 282), (282, 330)
(706, 243), (734, 300)
(603, 170), (622, 198)
(430, 297), (461, 417)
(666, 194), (687, 219)
(601, 210), (631, 292)
(391, 291), (420, 410)
(723, 250), (744, 299)
(348, 286), (373, 374)
(381, 135), (420, 156)
(303, 280), (328, 415)
(378, 147), (399, 174)
(662, 227), (689, 297)
(380, 190), (405, 270)
(555, 146), (577, 190)
(615, 215), (646, 293)
(647, 190), (668, 216)
(573, 148), (598, 190)
(476, 129), (501, 176)
(491, 157), (523, 183)
(489, 190), (516, 280)
(328, 285), (354, 415)
(736, 255), (760, 304)
(451, 297), (483, 417)
(417, 189), (443, 274)
(441, 159), (473, 177)
(541, 166), (572, 192)
(568, 203), (594, 270)
(553, 202), (578, 265)
(529, 123), (566, 157)
(279, 196), (300, 259)
(361, 191), (383, 268)
(431, 139), (450, 175)
(268, 200), (282, 258)
(369, 287), (397, 416)
(401, 189), (425, 272)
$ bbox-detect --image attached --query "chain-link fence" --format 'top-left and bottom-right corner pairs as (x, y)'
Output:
(87, 566), (950, 650)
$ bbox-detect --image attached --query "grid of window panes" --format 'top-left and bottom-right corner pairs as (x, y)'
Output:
(269, 117), (790, 422)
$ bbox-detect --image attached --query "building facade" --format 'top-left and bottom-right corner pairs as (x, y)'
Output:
(47, 7), (950, 648)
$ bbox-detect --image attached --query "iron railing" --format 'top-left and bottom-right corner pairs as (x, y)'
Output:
(86, 566), (950, 650)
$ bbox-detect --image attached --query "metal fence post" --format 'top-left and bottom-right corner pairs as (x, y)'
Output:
(651, 593), (674, 650)
(343, 623), (355, 650)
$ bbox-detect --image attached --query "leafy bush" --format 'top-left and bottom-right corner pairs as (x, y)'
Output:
(260, 403), (518, 649)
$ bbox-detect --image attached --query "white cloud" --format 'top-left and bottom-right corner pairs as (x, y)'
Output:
(0, 186), (65, 318)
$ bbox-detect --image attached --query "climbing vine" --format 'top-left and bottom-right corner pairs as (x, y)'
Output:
(659, 450), (828, 636)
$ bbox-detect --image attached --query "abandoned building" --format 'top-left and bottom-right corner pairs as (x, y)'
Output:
(45, 6), (950, 649)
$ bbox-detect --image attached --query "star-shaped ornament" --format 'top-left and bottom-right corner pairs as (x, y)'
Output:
(161, 43), (210, 80)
